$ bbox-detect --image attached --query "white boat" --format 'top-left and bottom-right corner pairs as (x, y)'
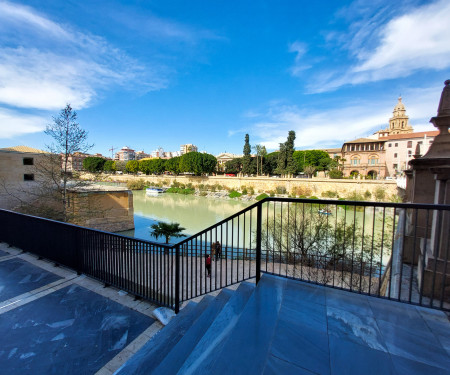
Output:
(146, 188), (164, 196)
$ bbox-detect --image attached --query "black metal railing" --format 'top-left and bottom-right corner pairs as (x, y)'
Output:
(1, 197), (449, 312)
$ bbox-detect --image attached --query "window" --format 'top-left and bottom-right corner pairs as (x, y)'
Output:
(394, 153), (398, 158)
(408, 150), (412, 157)
(393, 164), (398, 170)
(407, 141), (412, 148)
(395, 143), (398, 147)
(351, 157), (360, 165)
(369, 156), (378, 165)
(388, 143), (392, 147)
(23, 157), (34, 165)
(23, 174), (34, 181)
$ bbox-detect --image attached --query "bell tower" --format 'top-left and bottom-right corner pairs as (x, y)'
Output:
(388, 96), (413, 134)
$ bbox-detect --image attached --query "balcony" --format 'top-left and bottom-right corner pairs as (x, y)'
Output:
(0, 197), (449, 374)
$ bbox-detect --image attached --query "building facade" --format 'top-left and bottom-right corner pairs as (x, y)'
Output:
(381, 131), (437, 177)
(0, 146), (48, 210)
(115, 146), (135, 161)
(340, 138), (387, 178)
(180, 144), (198, 155)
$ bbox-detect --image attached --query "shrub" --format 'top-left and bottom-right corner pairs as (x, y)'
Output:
(269, 191), (275, 197)
(248, 187), (255, 195)
(166, 187), (195, 195)
(276, 186), (287, 195)
(364, 190), (372, 199)
(291, 186), (312, 197)
(256, 193), (269, 201)
(328, 169), (343, 179)
(127, 179), (146, 190)
(242, 188), (248, 195)
(374, 187), (386, 201)
(200, 191), (208, 196)
(346, 191), (365, 201)
(309, 196), (319, 200)
(321, 190), (338, 198)
(229, 190), (242, 199)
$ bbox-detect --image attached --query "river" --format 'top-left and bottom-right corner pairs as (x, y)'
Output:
(118, 190), (251, 243)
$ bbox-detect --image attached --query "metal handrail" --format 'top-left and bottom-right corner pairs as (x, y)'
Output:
(1, 197), (449, 313)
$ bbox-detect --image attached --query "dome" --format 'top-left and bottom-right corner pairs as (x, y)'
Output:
(394, 96), (405, 112)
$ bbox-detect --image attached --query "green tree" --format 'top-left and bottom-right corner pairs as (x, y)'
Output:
(265, 152), (279, 175)
(103, 160), (116, 173)
(165, 156), (181, 175)
(242, 134), (252, 175)
(275, 142), (287, 175)
(83, 157), (106, 173)
(150, 221), (186, 244)
(225, 157), (242, 174)
(114, 160), (127, 172)
(285, 131), (296, 175)
(126, 160), (139, 174)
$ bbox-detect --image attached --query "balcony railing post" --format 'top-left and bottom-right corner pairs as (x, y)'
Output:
(174, 244), (180, 314)
(256, 201), (262, 284)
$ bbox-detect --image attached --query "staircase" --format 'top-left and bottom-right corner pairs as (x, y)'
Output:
(114, 273), (450, 375)
(115, 275), (289, 375)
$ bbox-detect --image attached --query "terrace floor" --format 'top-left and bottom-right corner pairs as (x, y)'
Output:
(0, 242), (163, 374)
(1, 242), (449, 374)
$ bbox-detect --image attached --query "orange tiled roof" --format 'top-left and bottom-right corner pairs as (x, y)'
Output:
(379, 131), (439, 141)
(0, 145), (47, 153)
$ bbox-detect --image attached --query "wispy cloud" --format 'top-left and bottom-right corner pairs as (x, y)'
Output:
(0, 107), (46, 138)
(0, 1), (168, 137)
(288, 41), (311, 76)
(246, 83), (440, 150)
(308, 0), (450, 92)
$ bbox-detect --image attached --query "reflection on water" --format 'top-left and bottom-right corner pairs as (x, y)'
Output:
(118, 191), (251, 243)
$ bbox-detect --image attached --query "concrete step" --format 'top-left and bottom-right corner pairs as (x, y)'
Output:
(151, 289), (234, 375)
(114, 296), (213, 375)
(178, 282), (256, 375)
(202, 274), (286, 375)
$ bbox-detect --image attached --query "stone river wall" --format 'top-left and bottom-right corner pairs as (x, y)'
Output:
(93, 174), (399, 200)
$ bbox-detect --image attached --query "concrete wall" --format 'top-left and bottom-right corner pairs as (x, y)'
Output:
(68, 188), (134, 232)
(99, 174), (399, 200)
(0, 150), (47, 210)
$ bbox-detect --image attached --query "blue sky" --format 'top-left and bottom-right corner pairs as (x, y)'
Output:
(0, 0), (449, 157)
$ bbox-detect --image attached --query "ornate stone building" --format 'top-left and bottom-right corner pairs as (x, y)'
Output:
(340, 138), (387, 178)
(376, 97), (414, 137)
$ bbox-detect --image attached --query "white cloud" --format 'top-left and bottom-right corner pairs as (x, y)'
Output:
(309, 0), (450, 92)
(0, 107), (46, 138)
(0, 1), (167, 113)
(288, 41), (311, 76)
(247, 84), (440, 150)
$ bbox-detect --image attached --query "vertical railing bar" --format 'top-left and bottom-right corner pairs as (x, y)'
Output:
(408, 209), (419, 303)
(369, 206), (376, 296)
(175, 244), (180, 313)
(440, 226), (449, 309)
(286, 202), (290, 278)
(350, 205), (357, 291)
(398, 208), (408, 302)
(419, 210), (430, 306)
(360, 206), (366, 293)
(388, 208), (397, 300)
(256, 202), (262, 284)
(430, 209), (442, 308)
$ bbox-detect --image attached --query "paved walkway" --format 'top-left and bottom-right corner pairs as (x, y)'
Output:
(0, 243), (163, 375)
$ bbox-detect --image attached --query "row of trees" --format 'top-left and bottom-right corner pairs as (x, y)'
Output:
(83, 152), (217, 176)
(225, 132), (333, 176)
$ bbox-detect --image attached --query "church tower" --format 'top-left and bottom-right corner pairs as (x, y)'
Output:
(388, 96), (413, 135)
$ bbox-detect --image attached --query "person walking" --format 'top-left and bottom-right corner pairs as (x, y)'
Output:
(215, 241), (222, 260)
(205, 254), (211, 277)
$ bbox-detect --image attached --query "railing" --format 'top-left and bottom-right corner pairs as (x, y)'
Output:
(1, 198), (449, 312)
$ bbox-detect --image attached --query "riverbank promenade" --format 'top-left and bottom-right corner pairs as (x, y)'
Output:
(1, 242), (449, 374)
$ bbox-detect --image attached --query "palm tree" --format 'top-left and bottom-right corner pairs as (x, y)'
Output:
(150, 221), (186, 244)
